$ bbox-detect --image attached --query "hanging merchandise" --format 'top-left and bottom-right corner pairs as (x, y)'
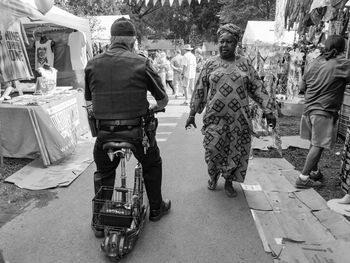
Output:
(35, 64), (57, 95)
(340, 127), (350, 194)
(310, 0), (331, 12)
(286, 48), (304, 100)
(0, 21), (33, 82)
(34, 35), (55, 69)
(67, 31), (87, 70)
(275, 0), (288, 41)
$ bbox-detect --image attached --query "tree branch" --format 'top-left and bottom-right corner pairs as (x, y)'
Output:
(140, 5), (162, 18)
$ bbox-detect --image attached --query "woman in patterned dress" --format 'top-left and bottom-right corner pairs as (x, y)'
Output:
(185, 24), (276, 197)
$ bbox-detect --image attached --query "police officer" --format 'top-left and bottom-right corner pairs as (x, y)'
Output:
(85, 18), (171, 237)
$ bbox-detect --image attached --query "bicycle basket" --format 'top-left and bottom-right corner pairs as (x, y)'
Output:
(92, 186), (144, 230)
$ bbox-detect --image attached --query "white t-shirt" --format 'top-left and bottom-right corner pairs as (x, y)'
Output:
(35, 39), (54, 70)
(182, 51), (197, 79)
(67, 31), (87, 70)
(0, 21), (33, 81)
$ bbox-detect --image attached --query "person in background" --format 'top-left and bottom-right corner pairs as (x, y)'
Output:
(185, 23), (276, 198)
(165, 55), (175, 95)
(296, 35), (350, 189)
(85, 18), (171, 238)
(170, 49), (183, 98)
(154, 51), (167, 90)
(195, 48), (204, 81)
(181, 44), (197, 105)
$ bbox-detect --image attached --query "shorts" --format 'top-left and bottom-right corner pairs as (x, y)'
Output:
(183, 77), (195, 90)
(300, 114), (338, 149)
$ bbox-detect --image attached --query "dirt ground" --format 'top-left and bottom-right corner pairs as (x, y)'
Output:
(0, 158), (57, 227)
(254, 115), (345, 201)
(0, 115), (346, 227)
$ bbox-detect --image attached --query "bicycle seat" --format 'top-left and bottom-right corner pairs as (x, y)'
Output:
(102, 142), (136, 152)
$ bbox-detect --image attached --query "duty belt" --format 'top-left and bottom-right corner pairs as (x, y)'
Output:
(99, 118), (141, 126)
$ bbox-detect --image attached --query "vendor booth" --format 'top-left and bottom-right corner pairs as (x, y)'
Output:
(20, 4), (93, 90)
(242, 21), (296, 46)
(242, 20), (303, 117)
(0, 0), (91, 166)
(275, 0), (350, 137)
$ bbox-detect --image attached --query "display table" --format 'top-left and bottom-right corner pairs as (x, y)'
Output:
(0, 90), (89, 166)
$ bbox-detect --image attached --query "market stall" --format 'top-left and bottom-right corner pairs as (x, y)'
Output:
(0, 90), (88, 166)
(0, 1), (91, 165)
(20, 5), (92, 90)
(242, 20), (304, 117)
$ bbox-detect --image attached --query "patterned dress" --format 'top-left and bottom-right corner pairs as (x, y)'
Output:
(190, 55), (273, 182)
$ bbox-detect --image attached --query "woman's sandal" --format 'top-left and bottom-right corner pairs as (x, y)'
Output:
(224, 180), (237, 198)
(207, 175), (220, 190)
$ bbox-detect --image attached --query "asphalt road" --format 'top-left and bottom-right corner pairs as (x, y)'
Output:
(0, 99), (272, 263)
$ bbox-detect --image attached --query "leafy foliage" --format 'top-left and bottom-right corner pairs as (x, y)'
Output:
(54, 0), (122, 16)
(54, 0), (275, 43)
(121, 0), (221, 43)
(218, 0), (276, 30)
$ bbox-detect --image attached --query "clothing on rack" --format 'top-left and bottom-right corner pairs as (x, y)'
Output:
(0, 21), (33, 82)
(34, 37), (54, 69)
(68, 31), (87, 70)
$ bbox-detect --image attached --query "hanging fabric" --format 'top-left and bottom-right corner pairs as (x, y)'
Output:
(310, 0), (331, 13)
(67, 31), (87, 71)
(0, 20), (33, 82)
(34, 38), (54, 69)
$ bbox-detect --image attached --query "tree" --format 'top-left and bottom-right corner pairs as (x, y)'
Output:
(54, 0), (122, 16)
(54, 0), (276, 45)
(218, 0), (276, 30)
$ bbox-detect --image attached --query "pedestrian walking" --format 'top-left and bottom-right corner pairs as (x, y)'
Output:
(171, 49), (183, 98)
(181, 44), (196, 105)
(165, 55), (175, 95)
(185, 23), (276, 197)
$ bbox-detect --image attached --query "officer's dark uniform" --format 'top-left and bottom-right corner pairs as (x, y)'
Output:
(84, 41), (167, 213)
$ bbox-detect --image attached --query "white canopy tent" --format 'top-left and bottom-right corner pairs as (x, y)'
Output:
(242, 21), (296, 46)
(20, 7), (92, 51)
(0, 0), (92, 89)
(0, 0), (91, 50)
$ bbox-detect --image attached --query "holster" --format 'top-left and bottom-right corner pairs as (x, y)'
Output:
(143, 115), (158, 148)
(85, 107), (98, 137)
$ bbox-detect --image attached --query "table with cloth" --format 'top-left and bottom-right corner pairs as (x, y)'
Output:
(0, 89), (89, 166)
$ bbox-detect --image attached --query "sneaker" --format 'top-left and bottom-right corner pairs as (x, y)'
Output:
(295, 177), (323, 189)
(309, 170), (323, 181)
(149, 199), (171, 222)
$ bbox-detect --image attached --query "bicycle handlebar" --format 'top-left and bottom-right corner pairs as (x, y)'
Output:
(149, 108), (166, 114)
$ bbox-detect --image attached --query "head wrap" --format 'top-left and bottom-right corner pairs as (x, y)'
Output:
(111, 17), (136, 36)
(217, 23), (242, 42)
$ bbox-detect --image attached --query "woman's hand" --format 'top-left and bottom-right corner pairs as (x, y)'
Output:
(185, 116), (197, 129)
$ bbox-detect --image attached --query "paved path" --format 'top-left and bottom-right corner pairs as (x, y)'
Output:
(0, 98), (272, 263)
